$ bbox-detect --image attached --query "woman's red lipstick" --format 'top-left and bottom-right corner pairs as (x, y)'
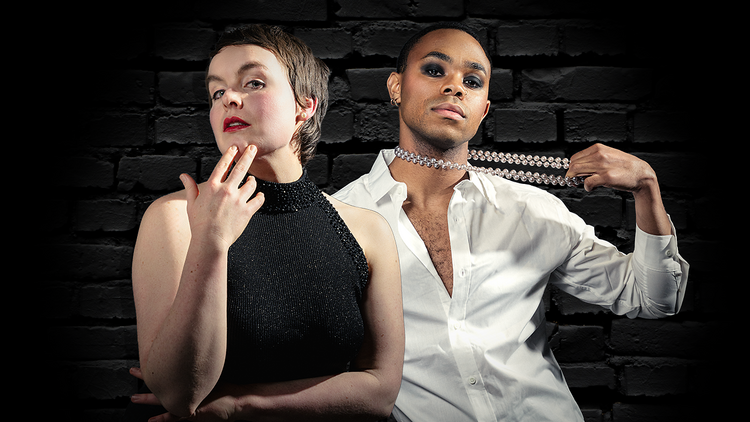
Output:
(224, 116), (250, 132)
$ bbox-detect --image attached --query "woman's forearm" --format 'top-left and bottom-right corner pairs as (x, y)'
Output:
(231, 369), (400, 422)
(142, 239), (230, 417)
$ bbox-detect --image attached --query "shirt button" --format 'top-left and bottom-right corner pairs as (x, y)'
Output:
(459, 269), (466, 277)
(469, 377), (477, 385)
(666, 250), (673, 257)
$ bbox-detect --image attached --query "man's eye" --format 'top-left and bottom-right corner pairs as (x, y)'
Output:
(422, 64), (444, 77)
(464, 76), (483, 89)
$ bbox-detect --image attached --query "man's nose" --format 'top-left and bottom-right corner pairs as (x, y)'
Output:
(441, 74), (464, 98)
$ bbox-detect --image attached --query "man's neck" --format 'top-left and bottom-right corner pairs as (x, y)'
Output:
(388, 140), (469, 208)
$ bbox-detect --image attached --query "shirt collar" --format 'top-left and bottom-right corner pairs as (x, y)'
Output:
(365, 149), (502, 207)
(364, 149), (404, 202)
(464, 169), (500, 207)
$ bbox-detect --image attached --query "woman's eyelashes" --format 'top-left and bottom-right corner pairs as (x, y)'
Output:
(421, 63), (484, 89)
(210, 79), (265, 102)
(211, 89), (226, 101)
(245, 79), (265, 89)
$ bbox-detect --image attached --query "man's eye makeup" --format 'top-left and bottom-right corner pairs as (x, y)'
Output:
(422, 63), (445, 77)
(420, 63), (485, 89)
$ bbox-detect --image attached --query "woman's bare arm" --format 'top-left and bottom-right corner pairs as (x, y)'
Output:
(132, 145), (264, 417)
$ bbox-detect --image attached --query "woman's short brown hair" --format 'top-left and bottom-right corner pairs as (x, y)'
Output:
(208, 24), (330, 167)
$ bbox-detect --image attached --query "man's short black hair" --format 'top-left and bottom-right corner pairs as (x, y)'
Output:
(396, 22), (492, 74)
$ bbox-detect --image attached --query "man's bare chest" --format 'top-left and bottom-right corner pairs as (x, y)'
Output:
(403, 206), (455, 295)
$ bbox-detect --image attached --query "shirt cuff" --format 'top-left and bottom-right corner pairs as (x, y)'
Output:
(632, 216), (690, 317)
(634, 222), (678, 270)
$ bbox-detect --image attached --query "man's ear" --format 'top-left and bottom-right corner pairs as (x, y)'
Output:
(481, 100), (491, 120)
(387, 72), (402, 104)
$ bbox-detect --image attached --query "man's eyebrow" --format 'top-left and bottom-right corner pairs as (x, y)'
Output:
(422, 51), (452, 63)
(206, 61), (269, 85)
(466, 61), (487, 74)
(421, 51), (487, 74)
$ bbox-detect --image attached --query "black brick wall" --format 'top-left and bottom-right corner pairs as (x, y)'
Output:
(40, 2), (730, 421)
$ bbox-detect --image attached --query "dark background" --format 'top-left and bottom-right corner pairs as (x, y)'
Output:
(38, 1), (732, 420)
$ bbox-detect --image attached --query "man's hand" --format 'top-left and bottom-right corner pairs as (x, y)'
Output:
(566, 143), (657, 194)
(566, 143), (671, 235)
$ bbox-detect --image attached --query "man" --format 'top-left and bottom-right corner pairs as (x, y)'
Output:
(333, 22), (689, 422)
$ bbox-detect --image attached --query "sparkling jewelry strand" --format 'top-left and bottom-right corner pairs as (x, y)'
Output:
(394, 146), (585, 187)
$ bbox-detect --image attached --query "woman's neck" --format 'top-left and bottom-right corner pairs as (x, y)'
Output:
(249, 147), (304, 183)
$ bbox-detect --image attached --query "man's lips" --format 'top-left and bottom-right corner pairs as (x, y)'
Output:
(432, 103), (465, 119)
(224, 116), (250, 132)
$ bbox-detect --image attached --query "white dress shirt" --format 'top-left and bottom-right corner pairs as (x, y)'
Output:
(333, 149), (689, 422)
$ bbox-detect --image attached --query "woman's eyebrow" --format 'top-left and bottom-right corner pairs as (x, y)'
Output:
(236, 61), (269, 76)
(205, 61), (269, 86)
(420, 51), (487, 75)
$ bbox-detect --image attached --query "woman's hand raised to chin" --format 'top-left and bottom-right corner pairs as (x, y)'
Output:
(180, 145), (266, 252)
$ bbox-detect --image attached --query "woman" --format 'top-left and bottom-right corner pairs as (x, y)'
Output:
(127, 24), (403, 421)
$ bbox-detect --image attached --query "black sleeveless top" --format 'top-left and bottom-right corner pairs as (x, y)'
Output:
(220, 171), (370, 384)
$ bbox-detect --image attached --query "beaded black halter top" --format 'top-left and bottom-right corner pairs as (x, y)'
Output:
(221, 171), (370, 383)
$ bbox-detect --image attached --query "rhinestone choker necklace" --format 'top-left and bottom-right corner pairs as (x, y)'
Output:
(394, 146), (585, 187)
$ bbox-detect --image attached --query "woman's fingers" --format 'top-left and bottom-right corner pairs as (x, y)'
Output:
(244, 177), (265, 211)
(179, 144), (264, 247)
(179, 173), (199, 204)
(225, 144), (258, 186)
(210, 145), (241, 184)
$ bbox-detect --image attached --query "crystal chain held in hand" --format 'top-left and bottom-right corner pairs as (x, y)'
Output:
(394, 146), (586, 187)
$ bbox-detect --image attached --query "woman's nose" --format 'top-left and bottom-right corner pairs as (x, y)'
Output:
(222, 88), (243, 108)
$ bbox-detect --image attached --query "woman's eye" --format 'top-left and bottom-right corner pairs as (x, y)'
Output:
(211, 89), (225, 101)
(246, 80), (265, 89)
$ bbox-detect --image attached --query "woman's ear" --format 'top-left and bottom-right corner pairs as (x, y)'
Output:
(298, 97), (318, 122)
(387, 72), (401, 105)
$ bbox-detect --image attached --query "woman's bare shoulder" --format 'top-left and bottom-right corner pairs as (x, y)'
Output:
(323, 193), (394, 249)
(142, 190), (186, 223)
(325, 193), (385, 225)
(138, 185), (202, 239)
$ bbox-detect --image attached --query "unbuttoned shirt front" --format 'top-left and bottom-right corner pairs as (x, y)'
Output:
(333, 150), (689, 422)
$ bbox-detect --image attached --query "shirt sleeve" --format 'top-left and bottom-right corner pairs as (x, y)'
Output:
(550, 214), (689, 319)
